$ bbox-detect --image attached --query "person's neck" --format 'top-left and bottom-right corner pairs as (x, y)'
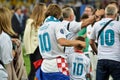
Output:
(63, 18), (72, 21)
(106, 15), (116, 20)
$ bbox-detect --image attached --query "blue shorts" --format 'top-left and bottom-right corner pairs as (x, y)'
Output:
(35, 67), (70, 80)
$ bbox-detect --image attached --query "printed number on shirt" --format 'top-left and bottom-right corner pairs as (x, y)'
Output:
(73, 62), (83, 76)
(39, 32), (51, 53)
(100, 29), (114, 46)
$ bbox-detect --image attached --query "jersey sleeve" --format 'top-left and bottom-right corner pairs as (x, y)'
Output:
(69, 21), (82, 33)
(55, 23), (68, 39)
(90, 23), (97, 40)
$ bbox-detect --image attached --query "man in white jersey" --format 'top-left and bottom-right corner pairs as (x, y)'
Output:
(62, 7), (95, 54)
(62, 7), (95, 40)
(37, 4), (85, 80)
(90, 5), (120, 80)
(67, 36), (91, 80)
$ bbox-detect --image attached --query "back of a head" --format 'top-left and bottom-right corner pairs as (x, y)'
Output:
(0, 7), (15, 36)
(45, 4), (62, 19)
(62, 7), (74, 19)
(31, 3), (46, 26)
(105, 5), (118, 16)
(75, 36), (85, 50)
(62, 4), (71, 9)
(80, 13), (89, 21)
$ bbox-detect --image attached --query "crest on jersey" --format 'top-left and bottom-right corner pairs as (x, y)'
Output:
(60, 29), (64, 34)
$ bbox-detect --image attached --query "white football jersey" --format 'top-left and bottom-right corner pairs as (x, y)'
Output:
(90, 18), (120, 62)
(62, 20), (82, 40)
(62, 20), (82, 54)
(67, 52), (90, 80)
(38, 20), (69, 59)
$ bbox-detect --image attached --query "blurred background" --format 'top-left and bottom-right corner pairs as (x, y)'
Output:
(0, 0), (120, 21)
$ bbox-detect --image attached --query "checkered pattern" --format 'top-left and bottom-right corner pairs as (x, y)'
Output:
(56, 57), (69, 76)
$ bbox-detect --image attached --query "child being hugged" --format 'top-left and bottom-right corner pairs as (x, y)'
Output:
(67, 36), (91, 80)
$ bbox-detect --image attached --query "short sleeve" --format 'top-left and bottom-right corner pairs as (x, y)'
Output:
(90, 23), (97, 40)
(55, 23), (69, 39)
(69, 21), (82, 33)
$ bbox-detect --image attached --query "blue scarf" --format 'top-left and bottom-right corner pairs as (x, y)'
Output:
(44, 16), (60, 23)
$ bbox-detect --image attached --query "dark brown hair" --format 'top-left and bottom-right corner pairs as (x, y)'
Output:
(75, 36), (85, 50)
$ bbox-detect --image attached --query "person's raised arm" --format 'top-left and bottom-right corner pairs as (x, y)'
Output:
(58, 38), (86, 48)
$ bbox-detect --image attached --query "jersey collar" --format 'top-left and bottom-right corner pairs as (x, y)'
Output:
(44, 16), (60, 23)
(74, 50), (83, 54)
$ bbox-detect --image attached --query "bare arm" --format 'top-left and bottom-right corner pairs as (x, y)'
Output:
(58, 38), (86, 48)
(81, 16), (95, 28)
(89, 39), (97, 55)
(81, 9), (105, 28)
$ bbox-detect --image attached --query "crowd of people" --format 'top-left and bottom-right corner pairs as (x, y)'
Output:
(1, 0), (120, 80)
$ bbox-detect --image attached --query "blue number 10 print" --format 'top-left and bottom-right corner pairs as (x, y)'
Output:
(39, 32), (51, 53)
(100, 29), (114, 46)
(73, 62), (83, 76)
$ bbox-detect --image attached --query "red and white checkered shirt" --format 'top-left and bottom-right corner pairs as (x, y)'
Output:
(56, 57), (69, 76)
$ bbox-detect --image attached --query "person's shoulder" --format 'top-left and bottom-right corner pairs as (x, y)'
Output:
(82, 53), (90, 60)
(27, 18), (34, 23)
(113, 20), (120, 24)
(111, 20), (120, 27)
(0, 32), (10, 38)
(0, 32), (11, 43)
(70, 20), (82, 24)
(54, 21), (65, 27)
(26, 18), (34, 27)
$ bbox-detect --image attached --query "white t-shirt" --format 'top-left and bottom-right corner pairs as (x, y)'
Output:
(0, 32), (13, 64)
(0, 32), (13, 79)
(67, 52), (90, 80)
(38, 21), (68, 59)
(90, 18), (120, 62)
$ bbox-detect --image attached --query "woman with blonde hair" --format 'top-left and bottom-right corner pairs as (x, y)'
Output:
(23, 3), (46, 80)
(0, 7), (15, 80)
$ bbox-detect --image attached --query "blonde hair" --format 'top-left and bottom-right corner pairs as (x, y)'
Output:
(0, 7), (15, 36)
(30, 3), (46, 28)
(62, 7), (74, 18)
(45, 4), (62, 19)
(105, 5), (118, 16)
